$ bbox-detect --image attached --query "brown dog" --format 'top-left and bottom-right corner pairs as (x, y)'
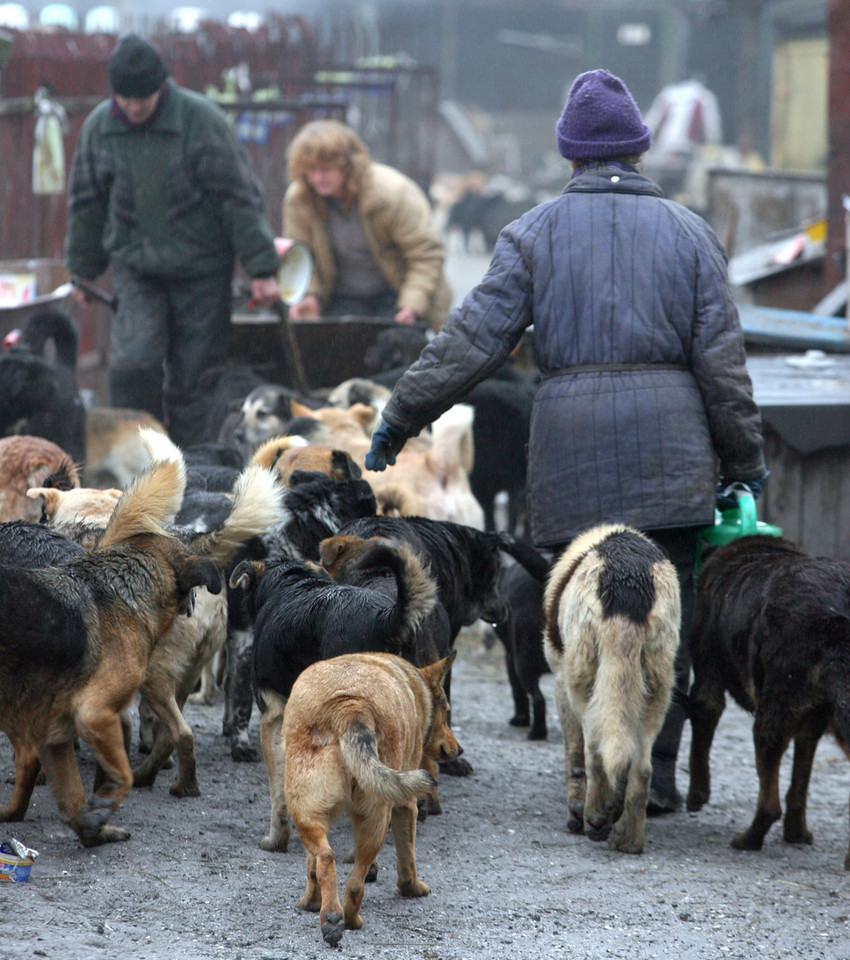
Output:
(28, 452), (285, 798)
(0, 434), (79, 522)
(687, 534), (850, 868)
(0, 435), (222, 846)
(283, 651), (458, 947)
(543, 524), (680, 854)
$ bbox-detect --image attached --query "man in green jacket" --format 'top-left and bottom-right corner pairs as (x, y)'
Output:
(65, 34), (280, 446)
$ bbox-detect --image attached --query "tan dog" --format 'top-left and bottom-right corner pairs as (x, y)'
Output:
(0, 434), (79, 522)
(28, 483), (122, 530)
(287, 400), (485, 528)
(282, 651), (459, 947)
(85, 407), (168, 488)
(543, 524), (680, 854)
(249, 435), (362, 487)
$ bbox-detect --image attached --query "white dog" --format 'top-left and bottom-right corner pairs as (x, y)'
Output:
(543, 523), (680, 854)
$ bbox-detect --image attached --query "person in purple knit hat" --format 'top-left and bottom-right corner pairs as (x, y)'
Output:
(364, 68), (768, 815)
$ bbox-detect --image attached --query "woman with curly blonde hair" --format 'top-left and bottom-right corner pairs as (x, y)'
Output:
(283, 119), (451, 330)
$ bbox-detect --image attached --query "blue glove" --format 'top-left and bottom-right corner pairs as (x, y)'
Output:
(365, 419), (409, 471)
(715, 472), (769, 511)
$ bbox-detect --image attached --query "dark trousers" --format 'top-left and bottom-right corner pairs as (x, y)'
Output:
(644, 526), (699, 785)
(325, 289), (397, 319)
(108, 263), (234, 447)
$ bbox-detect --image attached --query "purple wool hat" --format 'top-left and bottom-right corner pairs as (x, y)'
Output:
(556, 68), (651, 160)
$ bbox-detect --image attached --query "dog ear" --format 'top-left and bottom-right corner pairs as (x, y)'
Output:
(27, 486), (62, 521)
(304, 559), (332, 579)
(228, 558), (265, 591)
(354, 479), (378, 512)
(420, 649), (457, 689)
(318, 536), (346, 567)
(272, 390), (293, 420)
(331, 449), (361, 480)
(349, 403), (378, 433)
(290, 399), (316, 419)
(175, 556), (222, 599)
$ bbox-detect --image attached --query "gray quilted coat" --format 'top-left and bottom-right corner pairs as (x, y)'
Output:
(381, 165), (766, 547)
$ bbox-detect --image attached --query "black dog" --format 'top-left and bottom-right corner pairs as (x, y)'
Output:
(0, 519), (85, 566)
(222, 471), (378, 761)
(319, 533), (453, 672)
(489, 540), (552, 740)
(333, 514), (524, 776)
(0, 309), (87, 467)
(231, 540), (436, 702)
(228, 539), (439, 853)
(335, 515), (513, 643)
(687, 534), (850, 869)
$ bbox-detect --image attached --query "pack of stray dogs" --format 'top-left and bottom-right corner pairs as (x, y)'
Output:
(3, 376), (850, 946)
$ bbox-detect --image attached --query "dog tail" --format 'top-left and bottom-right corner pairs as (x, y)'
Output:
(497, 533), (552, 582)
(20, 309), (79, 369)
(339, 722), (434, 804)
(98, 428), (186, 547)
(358, 539), (437, 643)
(187, 466), (285, 565)
(584, 618), (653, 784)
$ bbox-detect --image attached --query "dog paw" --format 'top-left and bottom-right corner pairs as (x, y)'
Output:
(440, 756), (473, 777)
(76, 795), (118, 843)
(230, 741), (260, 763)
(188, 692), (217, 706)
(608, 824), (643, 855)
(132, 767), (157, 789)
(783, 815), (813, 845)
(567, 799), (584, 833)
(527, 726), (547, 741)
(609, 837), (643, 854)
(585, 812), (612, 842)
(321, 912), (345, 947)
(731, 830), (764, 852)
(259, 833), (289, 853)
(79, 822), (129, 846)
(169, 778), (201, 799)
(509, 713), (530, 727)
(399, 878), (430, 898)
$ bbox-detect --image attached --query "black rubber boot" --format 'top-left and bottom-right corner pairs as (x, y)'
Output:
(108, 365), (164, 423)
(648, 689), (688, 815)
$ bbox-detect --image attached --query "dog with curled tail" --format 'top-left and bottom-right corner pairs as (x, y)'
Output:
(543, 524), (680, 854)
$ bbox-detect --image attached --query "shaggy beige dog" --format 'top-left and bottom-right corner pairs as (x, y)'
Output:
(543, 524), (680, 854)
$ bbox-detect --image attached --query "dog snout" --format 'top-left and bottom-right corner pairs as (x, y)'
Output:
(483, 597), (510, 626)
(439, 735), (462, 762)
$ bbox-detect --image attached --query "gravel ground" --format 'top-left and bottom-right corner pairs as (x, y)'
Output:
(2, 628), (850, 960)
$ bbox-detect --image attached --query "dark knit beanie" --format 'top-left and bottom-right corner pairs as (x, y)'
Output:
(108, 34), (168, 98)
(556, 68), (651, 160)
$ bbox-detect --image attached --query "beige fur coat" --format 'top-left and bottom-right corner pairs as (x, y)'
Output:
(283, 161), (451, 330)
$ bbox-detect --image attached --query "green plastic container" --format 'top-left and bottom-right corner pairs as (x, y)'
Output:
(694, 490), (783, 578)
